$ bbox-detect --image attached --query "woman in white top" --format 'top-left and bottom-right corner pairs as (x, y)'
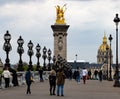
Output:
(82, 68), (88, 84)
(2, 66), (11, 88)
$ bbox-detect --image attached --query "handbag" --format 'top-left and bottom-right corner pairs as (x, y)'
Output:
(30, 76), (34, 82)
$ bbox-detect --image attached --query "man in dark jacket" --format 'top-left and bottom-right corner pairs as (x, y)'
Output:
(25, 68), (32, 94)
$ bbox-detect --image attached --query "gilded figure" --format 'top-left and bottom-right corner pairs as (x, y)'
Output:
(55, 4), (67, 24)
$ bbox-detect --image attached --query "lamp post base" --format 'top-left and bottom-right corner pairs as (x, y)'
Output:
(17, 66), (24, 71)
(43, 66), (46, 71)
(108, 78), (113, 81)
(113, 80), (120, 87)
(29, 65), (33, 71)
(36, 65), (41, 71)
(4, 63), (10, 68)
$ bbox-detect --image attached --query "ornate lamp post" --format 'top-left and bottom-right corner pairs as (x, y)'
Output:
(59, 56), (63, 68)
(106, 45), (109, 80)
(3, 30), (12, 68)
(75, 54), (78, 68)
(75, 54), (77, 62)
(53, 56), (56, 65)
(62, 59), (66, 68)
(47, 49), (52, 70)
(57, 54), (61, 67)
(108, 34), (113, 81)
(27, 40), (34, 70)
(52, 55), (56, 69)
(36, 44), (41, 71)
(56, 54), (60, 68)
(42, 46), (47, 70)
(17, 36), (24, 71)
(113, 13), (120, 87)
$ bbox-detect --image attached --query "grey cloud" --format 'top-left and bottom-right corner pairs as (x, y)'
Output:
(0, 0), (46, 5)
(65, 0), (94, 1)
(111, 0), (119, 1)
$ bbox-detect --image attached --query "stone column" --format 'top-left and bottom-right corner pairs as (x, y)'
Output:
(51, 25), (69, 60)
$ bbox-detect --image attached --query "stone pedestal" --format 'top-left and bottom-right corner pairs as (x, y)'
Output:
(51, 24), (69, 60)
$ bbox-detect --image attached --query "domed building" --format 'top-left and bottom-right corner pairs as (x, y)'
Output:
(97, 33), (113, 64)
(97, 33), (114, 79)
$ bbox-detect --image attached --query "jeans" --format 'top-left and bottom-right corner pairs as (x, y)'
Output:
(57, 84), (64, 95)
(83, 76), (86, 84)
(26, 81), (31, 94)
(5, 78), (10, 88)
(50, 84), (56, 95)
(76, 76), (80, 84)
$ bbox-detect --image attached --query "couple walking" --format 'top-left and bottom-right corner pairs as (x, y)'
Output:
(49, 68), (66, 96)
(74, 67), (88, 84)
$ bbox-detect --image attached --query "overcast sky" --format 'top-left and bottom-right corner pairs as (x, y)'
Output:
(0, 0), (120, 65)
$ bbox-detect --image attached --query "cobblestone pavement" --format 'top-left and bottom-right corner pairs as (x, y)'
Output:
(0, 79), (120, 99)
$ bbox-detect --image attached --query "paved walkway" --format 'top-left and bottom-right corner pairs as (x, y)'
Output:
(0, 79), (120, 99)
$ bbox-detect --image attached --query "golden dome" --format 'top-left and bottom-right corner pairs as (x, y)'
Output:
(98, 32), (110, 52)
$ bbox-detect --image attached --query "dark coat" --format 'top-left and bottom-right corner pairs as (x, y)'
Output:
(25, 71), (32, 82)
(49, 75), (56, 85)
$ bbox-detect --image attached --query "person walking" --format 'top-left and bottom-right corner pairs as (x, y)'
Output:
(56, 68), (66, 96)
(2, 66), (11, 88)
(82, 67), (88, 84)
(0, 73), (2, 88)
(73, 70), (77, 81)
(88, 69), (92, 80)
(48, 69), (56, 95)
(38, 67), (44, 82)
(76, 67), (81, 84)
(68, 69), (72, 80)
(11, 69), (19, 87)
(98, 70), (103, 82)
(25, 68), (33, 94)
(94, 69), (98, 80)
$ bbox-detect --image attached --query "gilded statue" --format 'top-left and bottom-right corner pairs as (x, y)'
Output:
(55, 4), (67, 24)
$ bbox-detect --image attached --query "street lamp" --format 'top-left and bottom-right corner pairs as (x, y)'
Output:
(47, 49), (52, 70)
(27, 40), (34, 70)
(108, 34), (113, 81)
(36, 44), (41, 71)
(62, 59), (66, 68)
(3, 30), (12, 68)
(75, 54), (77, 62)
(59, 56), (63, 68)
(42, 46), (47, 70)
(17, 36), (24, 71)
(57, 54), (62, 68)
(75, 54), (78, 69)
(52, 55), (56, 69)
(113, 13), (120, 87)
(53, 55), (56, 65)
(106, 45), (109, 80)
